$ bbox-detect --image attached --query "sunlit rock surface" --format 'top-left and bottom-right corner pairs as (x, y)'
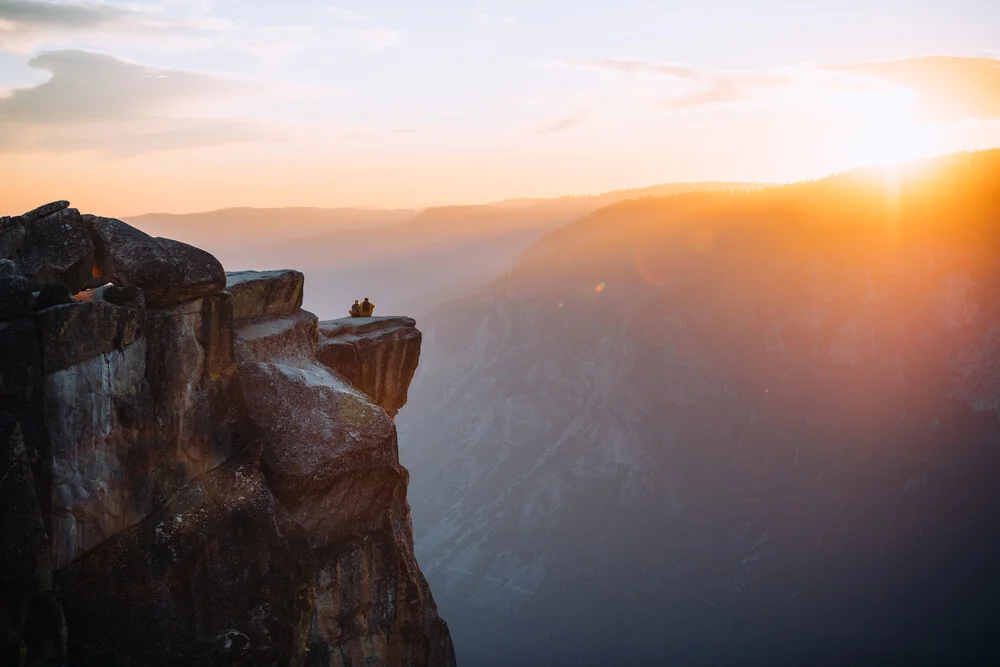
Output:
(39, 295), (251, 569)
(317, 316), (422, 418)
(232, 295), (453, 665)
(226, 269), (305, 321)
(0, 206), (453, 667)
(85, 214), (226, 308)
(234, 309), (401, 547)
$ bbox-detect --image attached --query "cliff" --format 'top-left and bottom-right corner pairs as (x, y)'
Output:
(0, 202), (455, 667)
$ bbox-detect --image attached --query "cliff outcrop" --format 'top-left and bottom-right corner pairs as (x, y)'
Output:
(0, 203), (454, 667)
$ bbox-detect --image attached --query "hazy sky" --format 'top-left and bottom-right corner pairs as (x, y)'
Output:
(1, 0), (999, 214)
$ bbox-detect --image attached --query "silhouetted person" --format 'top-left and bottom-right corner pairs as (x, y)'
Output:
(360, 297), (375, 317)
(349, 300), (362, 318)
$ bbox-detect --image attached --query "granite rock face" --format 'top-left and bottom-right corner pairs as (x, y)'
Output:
(0, 316), (63, 666)
(0, 204), (453, 667)
(0, 216), (26, 261)
(20, 201), (71, 224)
(317, 316), (422, 418)
(85, 214), (226, 308)
(0, 260), (32, 319)
(56, 447), (316, 667)
(308, 482), (456, 667)
(226, 269), (304, 321)
(18, 207), (94, 294)
(38, 295), (253, 569)
(232, 294), (454, 666)
(235, 310), (401, 547)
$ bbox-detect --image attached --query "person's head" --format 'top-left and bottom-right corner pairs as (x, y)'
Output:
(363, 297), (370, 302)
(354, 299), (360, 304)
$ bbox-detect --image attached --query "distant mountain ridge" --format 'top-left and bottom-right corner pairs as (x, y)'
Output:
(399, 150), (1000, 667)
(126, 181), (763, 318)
(127, 206), (417, 247)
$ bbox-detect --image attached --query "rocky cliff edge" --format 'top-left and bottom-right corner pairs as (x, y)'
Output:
(0, 202), (455, 667)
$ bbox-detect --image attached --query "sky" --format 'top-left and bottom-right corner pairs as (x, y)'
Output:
(1, 0), (999, 215)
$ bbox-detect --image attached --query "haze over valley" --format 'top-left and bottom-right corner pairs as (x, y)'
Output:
(127, 183), (763, 317)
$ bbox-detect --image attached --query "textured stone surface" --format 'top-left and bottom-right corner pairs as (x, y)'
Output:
(19, 207), (94, 294)
(307, 489), (456, 667)
(0, 320), (48, 584)
(0, 215), (25, 261)
(235, 307), (455, 666)
(0, 220), (453, 666)
(32, 281), (73, 311)
(56, 448), (316, 667)
(21, 201), (70, 224)
(41, 295), (254, 568)
(92, 284), (145, 309)
(317, 316), (422, 418)
(0, 317), (65, 665)
(34, 300), (143, 374)
(0, 259), (32, 319)
(85, 214), (226, 308)
(226, 270), (304, 321)
(0, 418), (46, 587)
(234, 310), (401, 547)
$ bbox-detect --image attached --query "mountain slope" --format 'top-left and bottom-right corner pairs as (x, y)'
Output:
(128, 206), (414, 250)
(398, 151), (1000, 667)
(129, 183), (761, 318)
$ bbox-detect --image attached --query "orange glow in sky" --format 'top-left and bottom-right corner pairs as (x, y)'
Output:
(0, 1), (998, 215)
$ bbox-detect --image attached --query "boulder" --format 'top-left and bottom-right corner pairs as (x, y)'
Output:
(317, 316), (422, 418)
(21, 201), (70, 224)
(56, 448), (317, 667)
(0, 260), (32, 320)
(226, 270), (305, 321)
(232, 308), (318, 362)
(93, 284), (145, 309)
(0, 215), (25, 261)
(18, 207), (94, 294)
(84, 215), (226, 308)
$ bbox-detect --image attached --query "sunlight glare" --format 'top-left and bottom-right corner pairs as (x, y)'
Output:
(848, 87), (939, 168)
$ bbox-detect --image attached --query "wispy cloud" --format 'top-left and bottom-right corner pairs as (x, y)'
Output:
(0, 0), (129, 28)
(351, 25), (398, 50)
(472, 3), (515, 25)
(542, 57), (787, 110)
(6, 118), (279, 157)
(321, 5), (399, 51)
(533, 111), (589, 136)
(0, 0), (314, 57)
(0, 49), (277, 156)
(556, 57), (701, 78)
(826, 55), (1000, 121)
(0, 0), (221, 53)
(0, 49), (238, 121)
